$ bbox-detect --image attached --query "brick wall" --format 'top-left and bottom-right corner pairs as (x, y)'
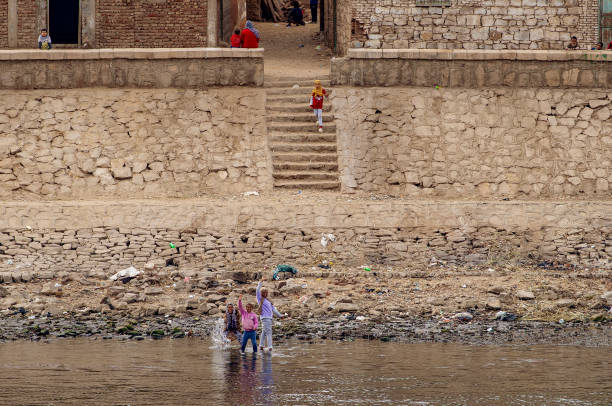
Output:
(0, 1), (8, 48)
(96, 0), (207, 48)
(350, 0), (601, 50)
(16, 0), (36, 48)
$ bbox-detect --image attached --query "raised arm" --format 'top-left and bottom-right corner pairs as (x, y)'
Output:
(256, 281), (262, 304)
(238, 296), (246, 316)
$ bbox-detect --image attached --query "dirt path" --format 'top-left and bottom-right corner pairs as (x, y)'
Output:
(256, 22), (332, 79)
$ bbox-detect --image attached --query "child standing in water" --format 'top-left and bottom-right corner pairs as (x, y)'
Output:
(257, 276), (286, 352)
(238, 295), (259, 353)
(309, 80), (328, 133)
(224, 303), (242, 343)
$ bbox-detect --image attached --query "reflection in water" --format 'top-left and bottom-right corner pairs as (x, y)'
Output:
(0, 339), (610, 405)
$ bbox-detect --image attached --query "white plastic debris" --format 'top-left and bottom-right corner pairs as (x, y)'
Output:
(292, 84), (300, 88)
(54, 283), (62, 288)
(320, 233), (336, 247)
(26, 225), (32, 230)
(356, 316), (366, 321)
(109, 266), (141, 281)
(243, 191), (259, 196)
(7, 259), (13, 265)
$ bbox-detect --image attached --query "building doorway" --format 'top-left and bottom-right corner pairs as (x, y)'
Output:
(49, 0), (80, 44)
(602, 0), (612, 46)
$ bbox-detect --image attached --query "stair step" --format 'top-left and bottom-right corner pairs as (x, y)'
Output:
(267, 94), (321, 104)
(266, 112), (334, 123)
(274, 180), (340, 190)
(269, 122), (336, 133)
(265, 78), (331, 87)
(270, 133), (336, 143)
(273, 171), (339, 181)
(266, 104), (332, 113)
(270, 142), (337, 153)
(273, 161), (338, 171)
(266, 87), (333, 96)
(272, 152), (338, 163)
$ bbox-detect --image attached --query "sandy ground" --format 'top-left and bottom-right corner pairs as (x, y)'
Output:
(256, 22), (332, 79)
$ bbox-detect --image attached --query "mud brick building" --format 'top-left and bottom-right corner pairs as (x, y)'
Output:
(0, 0), (247, 48)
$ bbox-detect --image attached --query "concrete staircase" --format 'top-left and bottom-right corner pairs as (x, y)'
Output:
(265, 76), (340, 190)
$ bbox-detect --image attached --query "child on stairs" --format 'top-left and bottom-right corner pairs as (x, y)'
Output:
(309, 80), (328, 133)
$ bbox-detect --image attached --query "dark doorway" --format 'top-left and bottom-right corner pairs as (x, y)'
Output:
(49, 0), (80, 44)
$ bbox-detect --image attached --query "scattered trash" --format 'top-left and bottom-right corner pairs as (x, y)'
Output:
(414, 283), (421, 291)
(454, 312), (473, 322)
(292, 84), (300, 89)
(461, 284), (467, 288)
(298, 44), (304, 48)
(25, 225), (32, 230)
(362, 266), (372, 272)
(184, 277), (190, 283)
(495, 311), (518, 321)
(320, 233), (336, 247)
(559, 319), (565, 324)
(243, 191), (259, 196)
(298, 295), (310, 304)
(109, 266), (141, 282)
(273, 264), (298, 281)
(169, 242), (176, 249)
(356, 316), (366, 321)
(318, 264), (331, 269)
(435, 85), (440, 89)
(487, 268), (495, 272)
(54, 283), (62, 288)
(315, 45), (321, 50)
(7, 259), (13, 265)
(487, 327), (493, 332)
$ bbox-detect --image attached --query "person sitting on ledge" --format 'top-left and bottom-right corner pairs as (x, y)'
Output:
(591, 42), (603, 50)
(567, 36), (579, 50)
(38, 28), (52, 50)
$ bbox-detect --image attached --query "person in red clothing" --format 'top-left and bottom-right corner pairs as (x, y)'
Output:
(230, 29), (241, 48)
(309, 79), (328, 132)
(240, 20), (260, 48)
(608, 41), (612, 50)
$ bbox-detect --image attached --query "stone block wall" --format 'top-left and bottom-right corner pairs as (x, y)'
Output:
(0, 200), (609, 273)
(332, 87), (611, 198)
(0, 88), (271, 199)
(0, 49), (264, 89)
(331, 49), (612, 88)
(350, 0), (600, 50)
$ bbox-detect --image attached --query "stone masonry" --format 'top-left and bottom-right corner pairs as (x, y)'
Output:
(350, 0), (600, 50)
(0, 49), (264, 89)
(0, 199), (610, 274)
(331, 49), (612, 88)
(333, 87), (611, 198)
(0, 88), (271, 199)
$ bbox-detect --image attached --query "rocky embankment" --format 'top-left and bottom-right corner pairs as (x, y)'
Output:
(0, 262), (611, 345)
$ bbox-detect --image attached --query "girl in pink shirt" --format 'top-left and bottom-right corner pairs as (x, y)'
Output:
(238, 295), (259, 353)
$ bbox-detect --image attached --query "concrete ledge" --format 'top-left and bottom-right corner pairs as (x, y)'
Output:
(0, 48), (264, 89)
(0, 48), (264, 60)
(347, 48), (612, 62)
(333, 49), (612, 88)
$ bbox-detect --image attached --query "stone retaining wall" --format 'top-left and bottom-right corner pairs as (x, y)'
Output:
(332, 87), (611, 198)
(331, 49), (612, 88)
(0, 88), (271, 199)
(0, 48), (264, 89)
(0, 200), (609, 273)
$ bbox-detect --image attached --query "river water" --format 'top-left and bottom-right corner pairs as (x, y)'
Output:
(0, 339), (609, 405)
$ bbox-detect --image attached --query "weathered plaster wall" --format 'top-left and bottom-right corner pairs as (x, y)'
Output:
(350, 0), (600, 50)
(331, 49), (612, 88)
(0, 88), (271, 199)
(0, 200), (609, 272)
(332, 87), (612, 198)
(0, 49), (264, 89)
